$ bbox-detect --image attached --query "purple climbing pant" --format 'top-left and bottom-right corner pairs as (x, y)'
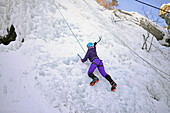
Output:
(88, 58), (108, 77)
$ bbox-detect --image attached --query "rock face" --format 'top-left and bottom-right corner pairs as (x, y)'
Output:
(113, 9), (165, 41)
(159, 4), (170, 33)
(139, 18), (164, 40)
(159, 3), (170, 47)
(0, 25), (17, 45)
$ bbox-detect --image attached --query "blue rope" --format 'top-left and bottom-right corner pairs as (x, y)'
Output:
(53, 0), (86, 53)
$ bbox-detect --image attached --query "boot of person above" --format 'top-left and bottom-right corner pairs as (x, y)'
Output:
(88, 73), (99, 86)
(105, 74), (117, 91)
(111, 81), (117, 91)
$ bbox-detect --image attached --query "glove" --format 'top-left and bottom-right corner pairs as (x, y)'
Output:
(94, 42), (97, 47)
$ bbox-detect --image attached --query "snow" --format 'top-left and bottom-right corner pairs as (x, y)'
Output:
(161, 3), (170, 8)
(0, 0), (170, 113)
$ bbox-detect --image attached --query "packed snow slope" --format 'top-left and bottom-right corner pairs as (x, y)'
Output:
(0, 0), (170, 113)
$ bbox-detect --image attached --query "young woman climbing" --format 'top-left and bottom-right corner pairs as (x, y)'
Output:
(80, 39), (117, 91)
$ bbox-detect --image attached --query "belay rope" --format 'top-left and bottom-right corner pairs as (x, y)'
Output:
(53, 0), (86, 53)
(53, 0), (101, 61)
(135, 0), (170, 13)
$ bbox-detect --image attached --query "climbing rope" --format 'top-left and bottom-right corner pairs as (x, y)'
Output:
(135, 0), (170, 13)
(53, 0), (86, 53)
(82, 0), (170, 82)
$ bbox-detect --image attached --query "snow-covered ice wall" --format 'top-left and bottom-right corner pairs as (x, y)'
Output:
(0, 0), (170, 113)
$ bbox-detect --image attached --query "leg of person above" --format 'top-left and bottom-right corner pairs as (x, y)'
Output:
(88, 63), (99, 86)
(88, 73), (99, 86)
(105, 74), (117, 91)
(98, 61), (117, 91)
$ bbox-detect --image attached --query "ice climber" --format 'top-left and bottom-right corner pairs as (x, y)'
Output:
(81, 41), (117, 91)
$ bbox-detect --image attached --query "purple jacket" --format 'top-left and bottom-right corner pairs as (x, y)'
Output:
(82, 42), (99, 62)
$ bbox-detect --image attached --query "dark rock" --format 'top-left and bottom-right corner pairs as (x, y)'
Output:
(140, 18), (164, 40)
(113, 9), (165, 41)
(0, 25), (17, 45)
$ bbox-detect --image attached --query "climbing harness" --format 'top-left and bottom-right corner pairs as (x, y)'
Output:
(92, 60), (103, 67)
